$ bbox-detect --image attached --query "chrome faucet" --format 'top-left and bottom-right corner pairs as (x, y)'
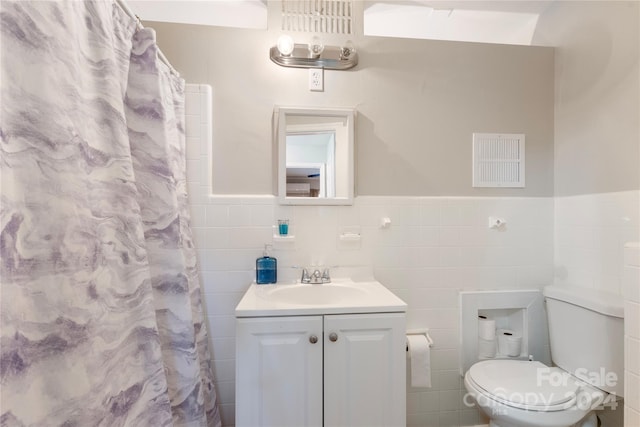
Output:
(300, 267), (331, 284)
(321, 268), (331, 283)
(311, 269), (322, 283)
(301, 268), (311, 283)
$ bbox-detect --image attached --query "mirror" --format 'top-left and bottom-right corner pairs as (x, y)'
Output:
(277, 107), (355, 205)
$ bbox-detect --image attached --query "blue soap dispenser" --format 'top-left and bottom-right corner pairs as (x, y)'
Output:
(256, 244), (277, 284)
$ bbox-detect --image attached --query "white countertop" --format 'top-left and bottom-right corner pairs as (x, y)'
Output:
(235, 279), (408, 317)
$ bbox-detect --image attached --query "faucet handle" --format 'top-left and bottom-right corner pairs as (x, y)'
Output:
(321, 268), (331, 283)
(301, 268), (311, 283)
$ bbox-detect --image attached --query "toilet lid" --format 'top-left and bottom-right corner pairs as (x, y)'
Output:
(468, 360), (579, 411)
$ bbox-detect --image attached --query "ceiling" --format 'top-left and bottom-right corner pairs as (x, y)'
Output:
(128, 0), (269, 29)
(128, 0), (555, 45)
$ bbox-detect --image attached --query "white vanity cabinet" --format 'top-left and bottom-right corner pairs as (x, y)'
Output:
(236, 312), (406, 427)
(236, 315), (323, 427)
(323, 313), (406, 427)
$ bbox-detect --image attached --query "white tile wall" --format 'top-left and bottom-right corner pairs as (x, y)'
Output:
(555, 191), (640, 294)
(553, 186), (639, 427)
(625, 243), (640, 426)
(184, 84), (554, 427)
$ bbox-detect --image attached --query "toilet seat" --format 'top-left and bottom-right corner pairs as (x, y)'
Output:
(467, 360), (580, 412)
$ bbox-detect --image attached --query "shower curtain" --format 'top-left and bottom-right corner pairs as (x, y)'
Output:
(0, 1), (221, 426)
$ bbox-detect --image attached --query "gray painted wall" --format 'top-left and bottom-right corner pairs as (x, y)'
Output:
(150, 22), (554, 197)
(534, 1), (640, 196)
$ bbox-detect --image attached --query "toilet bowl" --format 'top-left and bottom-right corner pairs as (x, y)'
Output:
(464, 359), (603, 427)
(462, 285), (624, 427)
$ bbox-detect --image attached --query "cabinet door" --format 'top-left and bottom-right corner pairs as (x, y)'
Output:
(236, 316), (323, 427)
(324, 313), (406, 427)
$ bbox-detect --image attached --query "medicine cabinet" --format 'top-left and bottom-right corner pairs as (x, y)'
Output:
(276, 107), (355, 205)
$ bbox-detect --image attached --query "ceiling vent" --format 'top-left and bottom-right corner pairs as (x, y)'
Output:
(281, 0), (353, 34)
(472, 133), (525, 188)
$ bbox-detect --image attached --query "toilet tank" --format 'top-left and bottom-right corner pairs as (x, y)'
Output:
(543, 285), (624, 396)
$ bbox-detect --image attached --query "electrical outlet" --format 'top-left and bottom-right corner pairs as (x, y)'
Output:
(309, 68), (324, 92)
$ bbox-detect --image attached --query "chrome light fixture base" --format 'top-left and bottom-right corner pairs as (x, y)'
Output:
(270, 44), (358, 70)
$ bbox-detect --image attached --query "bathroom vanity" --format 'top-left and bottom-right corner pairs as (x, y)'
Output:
(235, 279), (407, 427)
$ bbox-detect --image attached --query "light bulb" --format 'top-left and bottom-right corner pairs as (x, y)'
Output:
(308, 36), (324, 58)
(277, 35), (295, 56)
(340, 40), (356, 60)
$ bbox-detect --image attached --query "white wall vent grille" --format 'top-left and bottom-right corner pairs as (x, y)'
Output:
(282, 0), (353, 34)
(472, 133), (525, 188)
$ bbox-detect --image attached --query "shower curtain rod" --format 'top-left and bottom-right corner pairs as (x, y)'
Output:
(114, 0), (180, 77)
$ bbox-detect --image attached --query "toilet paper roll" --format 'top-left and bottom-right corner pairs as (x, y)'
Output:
(406, 335), (431, 388)
(506, 335), (522, 357)
(497, 329), (511, 355)
(478, 316), (496, 340)
(478, 337), (496, 358)
(497, 329), (522, 357)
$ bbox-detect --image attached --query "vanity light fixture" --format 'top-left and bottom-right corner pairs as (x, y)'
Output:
(270, 35), (358, 70)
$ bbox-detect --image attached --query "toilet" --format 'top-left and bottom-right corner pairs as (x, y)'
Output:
(464, 285), (624, 427)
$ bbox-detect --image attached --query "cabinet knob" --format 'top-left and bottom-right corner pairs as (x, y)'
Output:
(329, 332), (338, 342)
(309, 335), (318, 344)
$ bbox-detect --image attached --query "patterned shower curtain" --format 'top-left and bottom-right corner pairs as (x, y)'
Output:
(0, 1), (221, 426)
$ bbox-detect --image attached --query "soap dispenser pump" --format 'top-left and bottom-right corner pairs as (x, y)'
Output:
(256, 244), (277, 284)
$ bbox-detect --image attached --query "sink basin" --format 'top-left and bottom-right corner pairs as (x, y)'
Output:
(265, 283), (368, 306)
(235, 278), (408, 317)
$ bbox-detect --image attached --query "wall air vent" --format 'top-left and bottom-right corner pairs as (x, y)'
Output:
(472, 133), (525, 188)
(282, 0), (353, 34)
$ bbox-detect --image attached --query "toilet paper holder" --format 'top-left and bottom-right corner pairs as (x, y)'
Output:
(406, 329), (434, 351)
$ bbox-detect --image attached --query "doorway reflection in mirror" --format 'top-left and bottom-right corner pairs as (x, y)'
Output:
(286, 131), (335, 198)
